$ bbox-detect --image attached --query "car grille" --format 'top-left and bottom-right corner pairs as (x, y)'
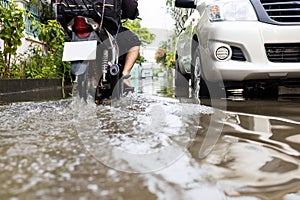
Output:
(265, 43), (300, 62)
(231, 46), (246, 61)
(260, 0), (300, 23)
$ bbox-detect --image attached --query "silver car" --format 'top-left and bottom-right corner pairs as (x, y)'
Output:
(175, 0), (300, 98)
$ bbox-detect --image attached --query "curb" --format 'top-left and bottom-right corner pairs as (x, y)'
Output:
(0, 78), (72, 103)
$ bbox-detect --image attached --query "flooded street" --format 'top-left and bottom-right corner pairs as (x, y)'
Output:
(1, 77), (300, 200)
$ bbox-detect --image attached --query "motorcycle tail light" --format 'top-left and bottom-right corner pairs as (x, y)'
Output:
(74, 16), (90, 38)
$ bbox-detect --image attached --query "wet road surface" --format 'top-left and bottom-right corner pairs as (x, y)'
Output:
(1, 77), (300, 200)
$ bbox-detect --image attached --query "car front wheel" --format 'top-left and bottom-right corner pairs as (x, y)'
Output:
(175, 59), (190, 98)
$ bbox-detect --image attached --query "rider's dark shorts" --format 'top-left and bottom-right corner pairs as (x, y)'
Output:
(116, 26), (141, 56)
(103, 21), (141, 66)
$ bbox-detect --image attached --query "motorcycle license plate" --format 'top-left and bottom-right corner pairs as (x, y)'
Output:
(62, 40), (97, 61)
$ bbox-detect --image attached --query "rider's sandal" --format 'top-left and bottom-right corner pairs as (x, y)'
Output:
(122, 74), (135, 93)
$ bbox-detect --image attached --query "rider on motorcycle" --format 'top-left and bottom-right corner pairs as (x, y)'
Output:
(58, 0), (141, 88)
(101, 0), (141, 88)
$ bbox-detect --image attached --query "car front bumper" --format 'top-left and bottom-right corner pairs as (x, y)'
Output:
(199, 21), (300, 82)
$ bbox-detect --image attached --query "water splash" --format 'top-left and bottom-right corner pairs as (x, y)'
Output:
(1, 97), (300, 199)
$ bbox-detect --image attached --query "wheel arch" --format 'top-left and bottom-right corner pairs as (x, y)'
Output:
(175, 50), (190, 76)
(191, 34), (208, 81)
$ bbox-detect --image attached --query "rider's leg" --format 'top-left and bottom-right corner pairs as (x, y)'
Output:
(116, 26), (141, 88)
(122, 46), (140, 88)
(122, 46), (140, 75)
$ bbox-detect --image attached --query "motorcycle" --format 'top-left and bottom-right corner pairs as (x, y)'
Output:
(57, 0), (132, 104)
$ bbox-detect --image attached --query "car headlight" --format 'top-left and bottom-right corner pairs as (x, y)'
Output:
(207, 0), (257, 21)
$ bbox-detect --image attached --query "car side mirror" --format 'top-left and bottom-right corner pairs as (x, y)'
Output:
(175, 0), (196, 9)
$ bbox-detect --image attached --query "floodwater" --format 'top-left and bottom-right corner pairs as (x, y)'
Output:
(1, 77), (300, 200)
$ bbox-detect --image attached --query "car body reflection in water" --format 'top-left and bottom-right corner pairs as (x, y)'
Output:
(194, 101), (300, 199)
(1, 77), (300, 200)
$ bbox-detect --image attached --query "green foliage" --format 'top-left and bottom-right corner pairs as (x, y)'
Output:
(0, 1), (26, 78)
(0, 1), (69, 81)
(31, 19), (70, 96)
(153, 8), (177, 69)
(18, 18), (69, 95)
(122, 19), (155, 46)
(21, 45), (59, 78)
(122, 19), (156, 64)
(155, 47), (175, 70)
(155, 29), (176, 69)
(136, 54), (146, 64)
(0, 0), (68, 79)
(37, 20), (65, 52)
(166, 0), (175, 18)
(26, 0), (55, 23)
(165, 51), (176, 69)
(166, 0), (173, 7)
(39, 1), (56, 23)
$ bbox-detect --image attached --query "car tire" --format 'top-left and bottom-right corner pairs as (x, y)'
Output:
(191, 47), (209, 98)
(175, 59), (190, 97)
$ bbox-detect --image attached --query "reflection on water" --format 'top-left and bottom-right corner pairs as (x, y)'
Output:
(1, 78), (300, 199)
(131, 76), (174, 98)
(197, 110), (300, 199)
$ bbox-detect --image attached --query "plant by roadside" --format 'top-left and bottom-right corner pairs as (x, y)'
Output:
(26, 0), (55, 24)
(0, 0), (69, 80)
(0, 1), (26, 78)
(155, 39), (176, 71)
(33, 19), (70, 80)
(30, 19), (70, 97)
(19, 45), (60, 78)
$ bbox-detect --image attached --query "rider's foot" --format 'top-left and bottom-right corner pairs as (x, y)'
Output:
(122, 74), (134, 92)
(122, 74), (131, 87)
(123, 78), (131, 88)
